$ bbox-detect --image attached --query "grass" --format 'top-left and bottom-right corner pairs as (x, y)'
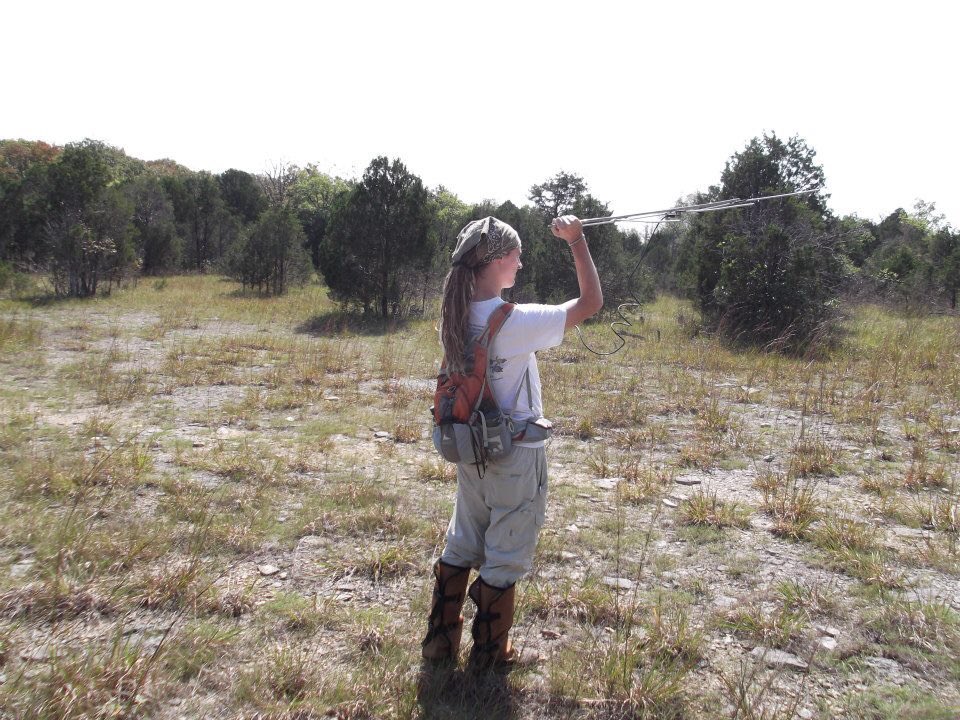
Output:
(2, 279), (960, 716)
(523, 576), (624, 626)
(839, 684), (960, 719)
(756, 471), (819, 539)
(163, 619), (239, 681)
(678, 488), (752, 529)
(0, 635), (161, 719)
(812, 514), (882, 554)
(719, 598), (807, 647)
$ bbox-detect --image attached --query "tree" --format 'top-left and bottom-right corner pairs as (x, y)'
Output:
(288, 166), (352, 270)
(425, 187), (472, 309)
(833, 214), (878, 268)
(527, 172), (589, 303)
(687, 133), (844, 354)
(218, 169), (266, 224)
(861, 203), (953, 307)
(226, 207), (312, 295)
(529, 171), (587, 218)
(162, 171), (229, 271)
(127, 175), (180, 274)
(258, 162), (299, 209)
(527, 172), (641, 306)
(44, 140), (137, 296)
(930, 228), (960, 309)
(320, 157), (435, 318)
(0, 140), (60, 264)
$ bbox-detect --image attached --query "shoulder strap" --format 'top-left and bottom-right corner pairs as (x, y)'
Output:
(511, 366), (533, 417)
(470, 303), (515, 416)
(476, 303), (514, 349)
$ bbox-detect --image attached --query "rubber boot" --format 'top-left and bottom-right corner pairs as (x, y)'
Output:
(467, 576), (518, 670)
(421, 560), (470, 662)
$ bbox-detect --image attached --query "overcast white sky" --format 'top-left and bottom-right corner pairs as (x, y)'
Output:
(4, 0), (957, 226)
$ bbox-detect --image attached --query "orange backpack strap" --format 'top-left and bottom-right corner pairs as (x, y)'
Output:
(472, 303), (514, 412)
(476, 303), (514, 349)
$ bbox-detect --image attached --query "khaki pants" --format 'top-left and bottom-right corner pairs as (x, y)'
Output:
(440, 446), (548, 588)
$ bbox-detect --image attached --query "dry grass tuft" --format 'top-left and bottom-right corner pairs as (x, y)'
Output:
(678, 489), (751, 529)
(757, 471), (819, 539)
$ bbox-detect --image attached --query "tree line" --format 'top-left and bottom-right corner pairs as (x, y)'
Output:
(1, 135), (957, 354)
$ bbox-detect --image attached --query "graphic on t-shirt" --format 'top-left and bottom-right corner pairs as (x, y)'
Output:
(490, 356), (506, 376)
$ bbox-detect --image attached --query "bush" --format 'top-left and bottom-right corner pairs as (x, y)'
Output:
(688, 134), (846, 355)
(225, 207), (312, 295)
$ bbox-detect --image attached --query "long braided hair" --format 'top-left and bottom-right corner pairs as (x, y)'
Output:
(440, 218), (520, 373)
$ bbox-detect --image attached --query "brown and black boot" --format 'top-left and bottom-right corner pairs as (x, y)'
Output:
(466, 576), (521, 670)
(421, 560), (471, 662)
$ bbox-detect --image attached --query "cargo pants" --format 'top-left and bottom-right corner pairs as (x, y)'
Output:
(440, 446), (548, 588)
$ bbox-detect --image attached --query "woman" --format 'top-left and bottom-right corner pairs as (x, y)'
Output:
(422, 214), (602, 669)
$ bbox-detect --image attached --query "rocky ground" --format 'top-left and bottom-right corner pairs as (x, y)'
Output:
(1, 284), (958, 718)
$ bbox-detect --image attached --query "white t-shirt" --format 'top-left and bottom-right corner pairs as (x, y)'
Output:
(467, 297), (567, 447)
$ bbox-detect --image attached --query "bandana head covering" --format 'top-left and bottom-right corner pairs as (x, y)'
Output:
(451, 217), (520, 267)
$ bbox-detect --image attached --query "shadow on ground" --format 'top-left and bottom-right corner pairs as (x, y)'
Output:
(416, 662), (519, 720)
(296, 310), (416, 337)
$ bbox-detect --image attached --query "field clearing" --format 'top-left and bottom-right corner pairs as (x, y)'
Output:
(1, 276), (958, 719)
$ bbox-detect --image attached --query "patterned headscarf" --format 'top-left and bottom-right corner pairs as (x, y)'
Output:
(450, 217), (521, 267)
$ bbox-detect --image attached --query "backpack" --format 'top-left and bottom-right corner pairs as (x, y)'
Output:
(432, 304), (518, 473)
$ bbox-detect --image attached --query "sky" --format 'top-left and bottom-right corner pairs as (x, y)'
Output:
(4, 0), (958, 226)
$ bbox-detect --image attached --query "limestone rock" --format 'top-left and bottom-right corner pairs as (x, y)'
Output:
(603, 576), (635, 590)
(750, 646), (808, 670)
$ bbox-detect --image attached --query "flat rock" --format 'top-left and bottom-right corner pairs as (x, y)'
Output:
(750, 647), (808, 670)
(819, 637), (838, 651)
(20, 644), (52, 663)
(864, 656), (901, 673)
(603, 576), (635, 590)
(373, 431), (391, 439)
(594, 478), (620, 490)
(296, 535), (325, 549)
(661, 498), (678, 508)
(891, 527), (927, 539)
(257, 564), (280, 576)
(675, 477), (702, 486)
(10, 560), (34, 578)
